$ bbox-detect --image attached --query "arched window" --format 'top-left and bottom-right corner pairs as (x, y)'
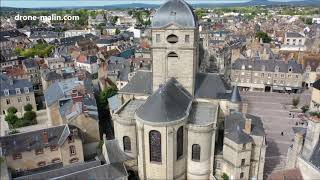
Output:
(149, 130), (161, 162)
(192, 144), (201, 161)
(177, 126), (184, 159)
(168, 52), (178, 58)
(123, 136), (131, 152)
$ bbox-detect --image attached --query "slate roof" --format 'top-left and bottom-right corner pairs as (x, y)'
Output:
(23, 59), (38, 69)
(0, 29), (27, 38)
(194, 72), (229, 99)
(42, 70), (62, 81)
(119, 70), (152, 95)
(0, 125), (72, 156)
(55, 163), (128, 180)
(152, 0), (197, 28)
(136, 78), (192, 123)
(313, 79), (320, 91)
(108, 95), (122, 113)
(230, 85), (242, 103)
(104, 139), (133, 164)
(14, 161), (101, 180)
(189, 102), (218, 125)
(310, 141), (320, 169)
(225, 112), (265, 144)
(232, 59), (303, 73)
(0, 74), (33, 97)
(225, 125), (252, 144)
(286, 32), (304, 38)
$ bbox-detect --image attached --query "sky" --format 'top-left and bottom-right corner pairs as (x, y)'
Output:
(0, 0), (310, 8)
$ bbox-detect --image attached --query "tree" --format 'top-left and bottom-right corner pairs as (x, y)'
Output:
(24, 103), (33, 112)
(115, 28), (121, 35)
(111, 16), (119, 25)
(301, 105), (309, 113)
(5, 113), (19, 128)
(222, 173), (229, 180)
(99, 86), (118, 108)
(7, 107), (17, 114)
(255, 31), (271, 43)
(292, 97), (300, 107)
(23, 111), (37, 122)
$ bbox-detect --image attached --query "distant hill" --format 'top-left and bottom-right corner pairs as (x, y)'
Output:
(1, 0), (319, 10)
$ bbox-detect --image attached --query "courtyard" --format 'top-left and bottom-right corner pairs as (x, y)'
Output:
(241, 91), (311, 177)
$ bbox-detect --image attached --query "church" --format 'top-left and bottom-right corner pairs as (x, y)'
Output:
(105, 0), (267, 179)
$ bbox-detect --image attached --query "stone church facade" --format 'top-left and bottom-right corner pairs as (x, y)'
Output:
(110, 0), (267, 180)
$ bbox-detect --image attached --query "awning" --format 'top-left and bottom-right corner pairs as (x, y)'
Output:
(273, 86), (284, 91)
(285, 87), (292, 90)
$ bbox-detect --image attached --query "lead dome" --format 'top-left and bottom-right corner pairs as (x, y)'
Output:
(151, 0), (197, 28)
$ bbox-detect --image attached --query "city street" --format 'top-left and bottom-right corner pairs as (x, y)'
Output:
(241, 91), (312, 178)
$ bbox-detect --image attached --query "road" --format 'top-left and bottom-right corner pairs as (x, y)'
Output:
(241, 91), (311, 178)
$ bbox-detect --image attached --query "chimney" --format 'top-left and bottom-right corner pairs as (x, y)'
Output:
(244, 118), (252, 134)
(43, 131), (48, 144)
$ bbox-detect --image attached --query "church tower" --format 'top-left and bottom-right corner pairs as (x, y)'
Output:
(151, 0), (199, 95)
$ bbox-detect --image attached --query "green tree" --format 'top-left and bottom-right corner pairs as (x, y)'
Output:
(5, 113), (19, 128)
(255, 31), (271, 43)
(111, 16), (119, 25)
(222, 173), (229, 180)
(7, 107), (17, 114)
(115, 28), (121, 35)
(23, 111), (37, 122)
(99, 86), (118, 108)
(24, 104), (33, 112)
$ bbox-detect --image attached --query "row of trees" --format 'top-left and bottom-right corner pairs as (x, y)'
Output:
(5, 104), (37, 129)
(14, 42), (54, 58)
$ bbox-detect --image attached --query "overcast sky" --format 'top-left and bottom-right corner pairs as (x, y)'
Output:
(1, 0), (311, 8)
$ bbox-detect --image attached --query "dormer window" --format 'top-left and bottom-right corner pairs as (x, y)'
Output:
(24, 87), (29, 94)
(261, 65), (265, 71)
(4, 89), (9, 96)
(288, 66), (292, 73)
(316, 66), (320, 73)
(306, 66), (311, 72)
(275, 65), (279, 72)
(241, 65), (245, 70)
(15, 88), (21, 95)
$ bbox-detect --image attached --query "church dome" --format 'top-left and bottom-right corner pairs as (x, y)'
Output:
(152, 0), (197, 28)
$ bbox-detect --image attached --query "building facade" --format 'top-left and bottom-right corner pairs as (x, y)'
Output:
(0, 125), (84, 177)
(231, 58), (303, 93)
(0, 74), (36, 116)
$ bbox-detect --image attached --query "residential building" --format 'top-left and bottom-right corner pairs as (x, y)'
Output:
(0, 74), (36, 116)
(303, 57), (320, 88)
(0, 125), (84, 178)
(310, 79), (320, 112)
(281, 32), (306, 51)
(231, 59), (303, 93)
(44, 78), (100, 148)
(75, 55), (99, 74)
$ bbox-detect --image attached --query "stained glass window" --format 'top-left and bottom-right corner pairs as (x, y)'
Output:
(192, 144), (201, 161)
(123, 136), (131, 152)
(177, 126), (184, 159)
(149, 130), (161, 162)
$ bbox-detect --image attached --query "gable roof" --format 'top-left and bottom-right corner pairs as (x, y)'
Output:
(0, 125), (73, 156)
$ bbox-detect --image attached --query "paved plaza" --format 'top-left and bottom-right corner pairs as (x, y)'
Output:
(241, 91), (311, 178)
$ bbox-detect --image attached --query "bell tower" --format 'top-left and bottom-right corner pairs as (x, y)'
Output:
(151, 0), (199, 95)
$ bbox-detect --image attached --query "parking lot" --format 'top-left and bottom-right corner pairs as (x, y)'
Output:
(241, 91), (311, 177)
